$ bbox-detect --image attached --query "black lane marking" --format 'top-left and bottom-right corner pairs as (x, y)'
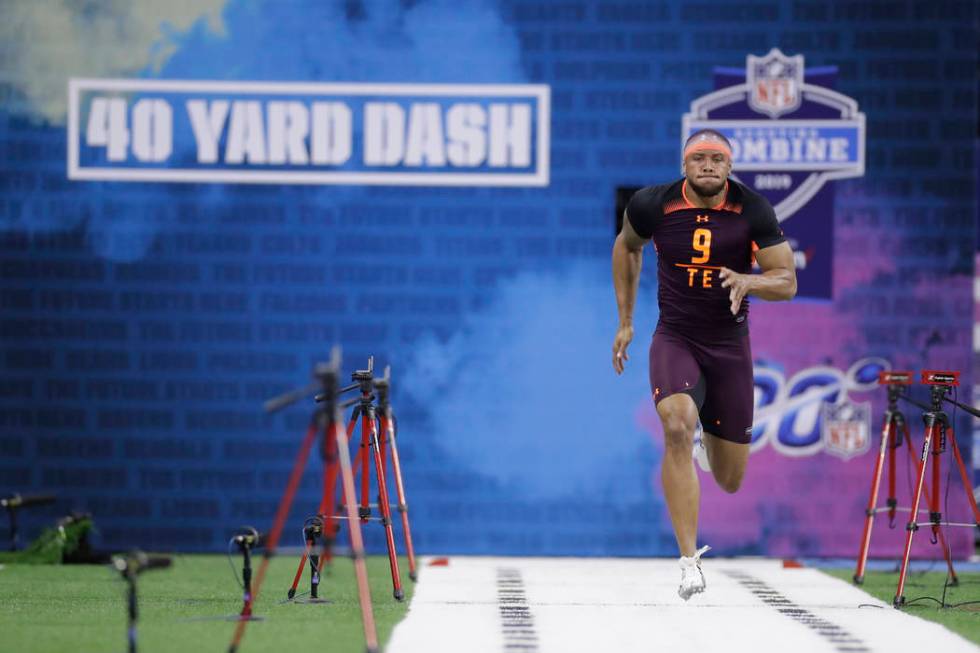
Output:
(723, 570), (870, 652)
(497, 568), (539, 652)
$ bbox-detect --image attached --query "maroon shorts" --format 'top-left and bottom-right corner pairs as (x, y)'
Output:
(648, 324), (754, 444)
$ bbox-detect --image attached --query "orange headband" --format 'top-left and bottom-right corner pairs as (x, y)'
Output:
(683, 140), (732, 160)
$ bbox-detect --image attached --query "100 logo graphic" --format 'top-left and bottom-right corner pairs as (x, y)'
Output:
(750, 357), (888, 456)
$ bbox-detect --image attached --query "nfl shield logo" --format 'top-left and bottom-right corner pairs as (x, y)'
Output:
(821, 400), (871, 460)
(747, 48), (804, 118)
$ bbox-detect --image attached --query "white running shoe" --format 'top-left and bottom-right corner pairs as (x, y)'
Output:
(692, 421), (710, 472)
(678, 545), (711, 600)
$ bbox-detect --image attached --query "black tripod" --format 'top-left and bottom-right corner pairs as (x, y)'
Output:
(230, 526), (265, 619)
(290, 514), (331, 603)
(112, 550), (171, 653)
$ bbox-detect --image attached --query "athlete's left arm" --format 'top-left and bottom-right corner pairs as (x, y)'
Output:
(719, 242), (797, 315)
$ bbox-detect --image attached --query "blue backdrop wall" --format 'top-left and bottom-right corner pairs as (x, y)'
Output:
(0, 0), (976, 558)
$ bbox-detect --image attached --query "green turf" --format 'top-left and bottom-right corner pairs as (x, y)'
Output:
(0, 554), (413, 653)
(823, 568), (980, 644)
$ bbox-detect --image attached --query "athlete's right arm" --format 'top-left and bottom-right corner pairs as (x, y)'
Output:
(612, 213), (649, 374)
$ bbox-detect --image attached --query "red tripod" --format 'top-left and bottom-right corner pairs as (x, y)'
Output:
(893, 371), (980, 607)
(374, 366), (418, 582)
(227, 349), (378, 653)
(286, 359), (406, 602)
(854, 371), (956, 584)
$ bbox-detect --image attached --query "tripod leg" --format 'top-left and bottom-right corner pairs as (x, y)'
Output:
(914, 438), (943, 550)
(228, 422), (318, 653)
(948, 427), (980, 525)
(383, 413), (417, 582)
(346, 410), (360, 445)
(302, 518), (324, 599)
(369, 414), (404, 601)
(333, 419), (379, 653)
(379, 417), (389, 479)
(929, 423), (942, 543)
(309, 547), (321, 599)
(288, 547), (309, 600)
(320, 432), (341, 569)
(345, 408), (361, 480)
(894, 420), (934, 608)
(934, 524), (959, 585)
(923, 422), (957, 582)
(343, 412), (366, 507)
(906, 421), (933, 510)
(240, 547), (253, 618)
(855, 416), (893, 584)
(887, 422), (898, 526)
(127, 575), (137, 653)
(360, 410), (373, 521)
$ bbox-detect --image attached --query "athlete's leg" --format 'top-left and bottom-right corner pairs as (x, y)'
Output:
(657, 392), (700, 557)
(650, 328), (706, 559)
(696, 333), (754, 493)
(701, 432), (749, 493)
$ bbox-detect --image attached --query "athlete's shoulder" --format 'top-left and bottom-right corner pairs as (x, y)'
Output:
(729, 179), (774, 216)
(630, 179), (682, 211)
(730, 179), (785, 246)
(626, 180), (683, 238)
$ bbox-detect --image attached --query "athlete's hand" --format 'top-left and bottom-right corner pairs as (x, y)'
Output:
(719, 267), (752, 315)
(612, 323), (634, 374)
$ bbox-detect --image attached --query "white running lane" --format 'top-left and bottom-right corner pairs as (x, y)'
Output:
(386, 557), (978, 653)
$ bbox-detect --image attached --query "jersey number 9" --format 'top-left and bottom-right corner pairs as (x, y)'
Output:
(691, 228), (712, 264)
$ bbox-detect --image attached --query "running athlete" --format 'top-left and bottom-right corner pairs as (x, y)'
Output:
(611, 129), (797, 600)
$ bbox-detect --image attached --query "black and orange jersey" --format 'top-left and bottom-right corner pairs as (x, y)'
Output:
(626, 178), (785, 335)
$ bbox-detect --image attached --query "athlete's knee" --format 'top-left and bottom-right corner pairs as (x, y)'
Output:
(659, 410), (696, 450)
(714, 467), (745, 494)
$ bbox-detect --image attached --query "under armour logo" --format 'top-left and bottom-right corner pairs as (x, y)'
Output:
(696, 215), (709, 223)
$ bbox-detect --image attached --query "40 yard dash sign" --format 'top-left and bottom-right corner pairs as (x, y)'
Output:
(67, 79), (550, 187)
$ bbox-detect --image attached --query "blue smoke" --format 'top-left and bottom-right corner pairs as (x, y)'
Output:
(397, 261), (661, 500)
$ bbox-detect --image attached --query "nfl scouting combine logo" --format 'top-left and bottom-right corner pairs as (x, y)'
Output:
(682, 48), (866, 299)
